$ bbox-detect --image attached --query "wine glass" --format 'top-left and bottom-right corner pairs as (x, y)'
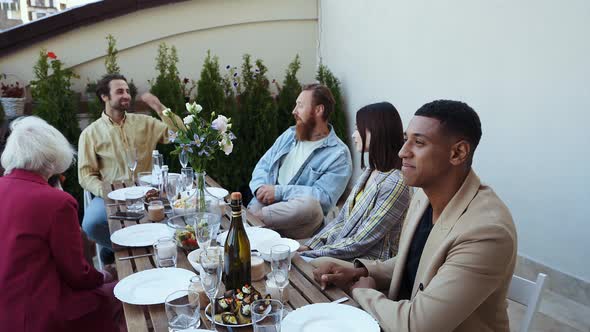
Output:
(200, 247), (223, 331)
(194, 212), (221, 250)
(166, 175), (181, 204)
(124, 147), (138, 184)
(180, 150), (189, 168)
(270, 244), (291, 310)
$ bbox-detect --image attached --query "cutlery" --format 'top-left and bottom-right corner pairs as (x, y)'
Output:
(331, 297), (349, 304)
(118, 253), (153, 261)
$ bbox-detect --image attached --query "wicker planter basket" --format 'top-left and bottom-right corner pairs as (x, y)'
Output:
(0, 97), (25, 119)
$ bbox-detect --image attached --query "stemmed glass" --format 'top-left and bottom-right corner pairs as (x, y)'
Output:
(124, 147), (138, 184)
(166, 175), (181, 204)
(194, 212), (221, 250)
(270, 244), (291, 310)
(200, 247), (223, 331)
(180, 150), (189, 168)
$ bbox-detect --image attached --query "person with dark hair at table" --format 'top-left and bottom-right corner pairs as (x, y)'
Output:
(313, 100), (517, 332)
(79, 73), (182, 264)
(249, 83), (352, 239)
(299, 102), (410, 261)
(0, 116), (124, 331)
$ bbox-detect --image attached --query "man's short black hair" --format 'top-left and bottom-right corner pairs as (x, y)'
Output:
(415, 99), (482, 154)
(96, 73), (127, 104)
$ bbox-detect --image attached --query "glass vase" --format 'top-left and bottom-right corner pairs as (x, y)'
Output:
(195, 171), (207, 213)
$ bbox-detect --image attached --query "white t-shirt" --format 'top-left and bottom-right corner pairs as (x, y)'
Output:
(277, 138), (326, 185)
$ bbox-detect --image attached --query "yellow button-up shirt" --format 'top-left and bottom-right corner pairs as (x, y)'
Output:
(78, 111), (182, 197)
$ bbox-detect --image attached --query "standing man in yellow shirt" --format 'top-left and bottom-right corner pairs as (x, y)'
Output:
(78, 74), (181, 264)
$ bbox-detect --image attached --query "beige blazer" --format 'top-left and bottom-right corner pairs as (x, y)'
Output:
(352, 170), (517, 332)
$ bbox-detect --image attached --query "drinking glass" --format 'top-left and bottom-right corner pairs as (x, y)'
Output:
(200, 247), (223, 331)
(153, 237), (178, 268)
(166, 175), (181, 204)
(124, 188), (145, 213)
(124, 147), (138, 184)
(252, 299), (283, 332)
(270, 244), (291, 308)
(181, 167), (194, 192)
(179, 150), (189, 169)
(147, 200), (165, 221)
(165, 290), (201, 331)
(188, 275), (208, 309)
(193, 212), (221, 250)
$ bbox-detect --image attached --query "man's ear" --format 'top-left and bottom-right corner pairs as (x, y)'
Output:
(450, 140), (470, 166)
(100, 93), (109, 104)
(314, 104), (325, 118)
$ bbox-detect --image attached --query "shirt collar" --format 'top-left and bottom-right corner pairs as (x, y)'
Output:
(101, 110), (127, 126)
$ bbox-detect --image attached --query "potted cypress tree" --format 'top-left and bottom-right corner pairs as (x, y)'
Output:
(317, 64), (348, 144)
(30, 50), (83, 211)
(275, 54), (302, 134)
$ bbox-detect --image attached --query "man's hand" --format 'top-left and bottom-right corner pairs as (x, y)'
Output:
(139, 92), (166, 114)
(312, 262), (367, 291)
(350, 276), (377, 292)
(298, 245), (311, 252)
(256, 185), (275, 205)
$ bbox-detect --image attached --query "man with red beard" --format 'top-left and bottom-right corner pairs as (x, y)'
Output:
(249, 83), (352, 239)
(78, 74), (182, 264)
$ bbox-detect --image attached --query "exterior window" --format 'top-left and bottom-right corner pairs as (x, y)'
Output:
(37, 12), (46, 18)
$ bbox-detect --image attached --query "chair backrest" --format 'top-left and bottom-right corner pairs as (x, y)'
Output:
(507, 273), (547, 332)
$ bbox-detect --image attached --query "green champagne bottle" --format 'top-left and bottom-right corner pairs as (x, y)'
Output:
(223, 192), (251, 290)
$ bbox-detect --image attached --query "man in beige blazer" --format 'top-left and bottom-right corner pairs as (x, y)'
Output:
(313, 100), (517, 332)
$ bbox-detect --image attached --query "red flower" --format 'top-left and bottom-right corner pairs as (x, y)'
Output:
(47, 51), (57, 59)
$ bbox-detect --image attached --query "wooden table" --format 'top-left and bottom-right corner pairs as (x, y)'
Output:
(105, 177), (357, 332)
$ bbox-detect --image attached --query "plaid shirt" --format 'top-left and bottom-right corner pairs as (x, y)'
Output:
(303, 168), (410, 261)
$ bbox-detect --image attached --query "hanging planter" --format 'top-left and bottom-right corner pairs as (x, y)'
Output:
(0, 74), (26, 119)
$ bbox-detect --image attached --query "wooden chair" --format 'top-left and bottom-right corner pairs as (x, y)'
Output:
(508, 273), (547, 332)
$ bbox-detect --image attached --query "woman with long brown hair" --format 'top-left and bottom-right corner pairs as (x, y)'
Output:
(300, 102), (410, 261)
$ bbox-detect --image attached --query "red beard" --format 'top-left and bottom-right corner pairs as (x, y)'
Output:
(295, 115), (316, 141)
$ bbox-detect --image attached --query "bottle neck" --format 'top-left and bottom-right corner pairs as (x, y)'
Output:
(230, 203), (245, 229)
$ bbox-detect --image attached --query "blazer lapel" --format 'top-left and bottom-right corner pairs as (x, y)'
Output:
(410, 170), (482, 298)
(388, 188), (429, 299)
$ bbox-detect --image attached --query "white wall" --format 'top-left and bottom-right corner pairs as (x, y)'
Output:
(319, 0), (590, 281)
(1, 0), (318, 97)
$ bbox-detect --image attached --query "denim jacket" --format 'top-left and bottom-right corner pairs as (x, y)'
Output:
(249, 125), (352, 215)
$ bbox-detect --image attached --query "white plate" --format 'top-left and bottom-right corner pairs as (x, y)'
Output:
(256, 237), (300, 262)
(216, 227), (280, 250)
(138, 173), (181, 186)
(107, 186), (154, 201)
(204, 303), (252, 328)
(282, 303), (379, 332)
(205, 187), (229, 199)
(110, 223), (173, 247)
(114, 268), (196, 305)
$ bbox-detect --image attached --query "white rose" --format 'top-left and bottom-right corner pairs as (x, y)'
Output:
(186, 102), (203, 115)
(219, 139), (233, 155)
(162, 108), (172, 116)
(211, 115), (229, 133)
(183, 115), (195, 125)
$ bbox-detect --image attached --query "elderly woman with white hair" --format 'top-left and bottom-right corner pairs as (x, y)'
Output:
(0, 116), (124, 331)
